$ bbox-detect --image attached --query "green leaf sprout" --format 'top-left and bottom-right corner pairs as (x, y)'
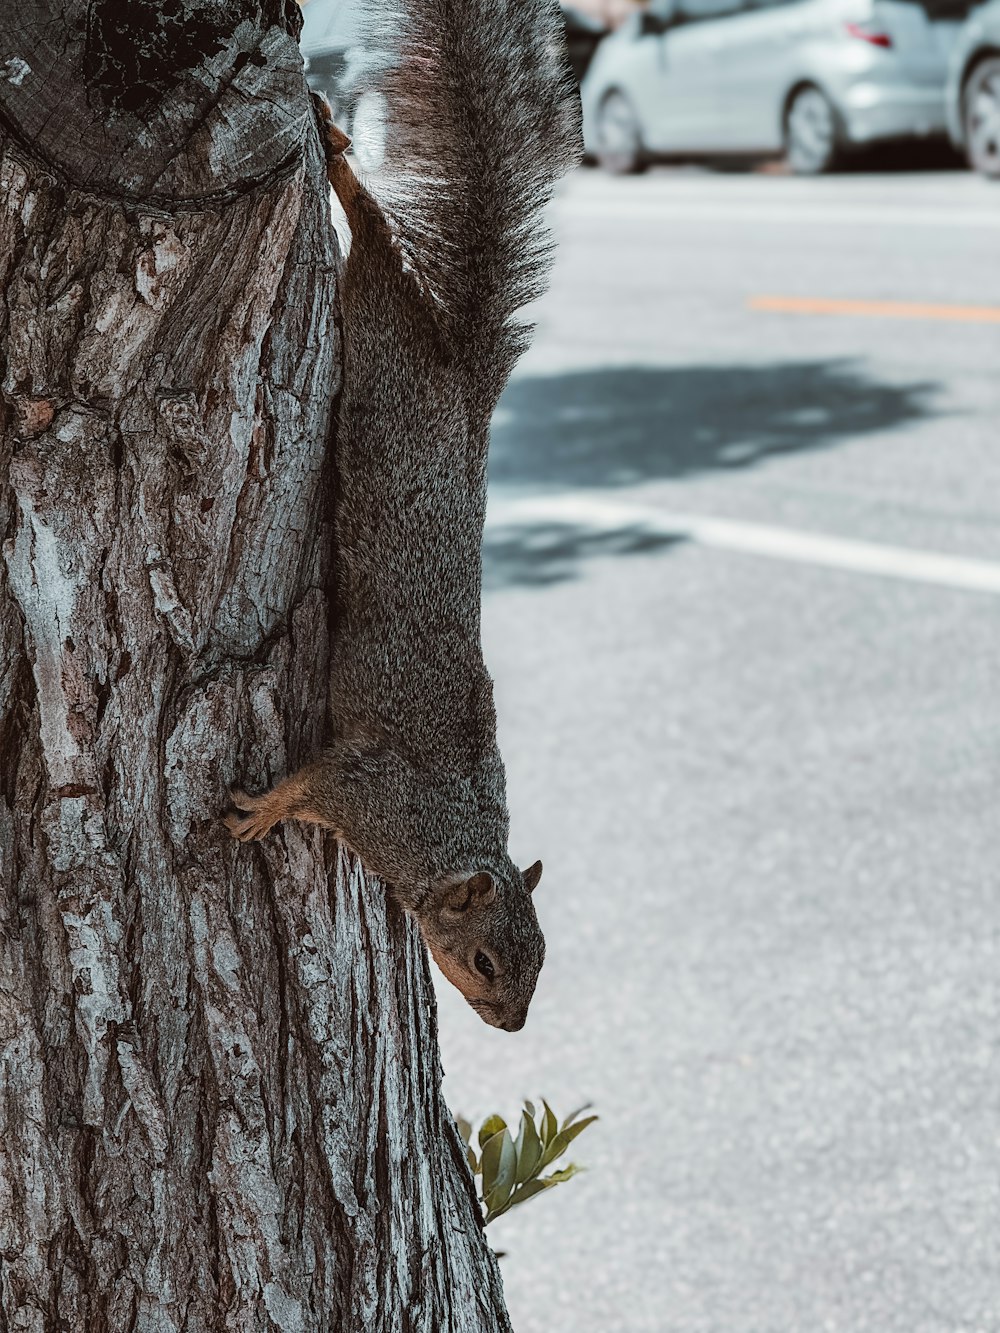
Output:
(457, 1100), (598, 1225)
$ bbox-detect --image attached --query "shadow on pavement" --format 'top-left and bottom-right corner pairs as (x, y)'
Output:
(841, 138), (967, 174)
(485, 358), (942, 589)
(483, 523), (686, 590)
(490, 359), (940, 490)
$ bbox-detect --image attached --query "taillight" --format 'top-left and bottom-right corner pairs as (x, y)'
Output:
(844, 21), (893, 46)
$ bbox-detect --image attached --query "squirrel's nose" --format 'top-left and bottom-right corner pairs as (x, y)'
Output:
(502, 1012), (526, 1032)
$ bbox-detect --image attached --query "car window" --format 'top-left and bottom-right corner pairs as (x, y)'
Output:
(675, 0), (748, 20)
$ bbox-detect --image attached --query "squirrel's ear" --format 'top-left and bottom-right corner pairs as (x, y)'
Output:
(522, 860), (543, 893)
(445, 871), (497, 912)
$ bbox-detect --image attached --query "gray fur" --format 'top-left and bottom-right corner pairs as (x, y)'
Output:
(228, 0), (581, 1029)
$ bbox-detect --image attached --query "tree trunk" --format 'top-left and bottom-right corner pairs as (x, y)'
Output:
(0, 4), (511, 1328)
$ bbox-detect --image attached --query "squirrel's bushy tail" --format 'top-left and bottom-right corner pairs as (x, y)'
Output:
(358, 0), (583, 372)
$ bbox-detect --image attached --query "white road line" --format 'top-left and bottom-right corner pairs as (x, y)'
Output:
(486, 493), (1000, 595)
(557, 200), (1000, 230)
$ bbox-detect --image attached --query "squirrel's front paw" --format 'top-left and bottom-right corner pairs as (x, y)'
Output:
(223, 787), (278, 842)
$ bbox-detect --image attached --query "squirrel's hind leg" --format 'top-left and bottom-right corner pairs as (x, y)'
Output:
(223, 764), (339, 843)
(311, 92), (373, 233)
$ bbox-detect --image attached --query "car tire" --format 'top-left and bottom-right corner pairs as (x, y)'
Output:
(784, 86), (840, 176)
(963, 57), (1000, 178)
(595, 91), (647, 175)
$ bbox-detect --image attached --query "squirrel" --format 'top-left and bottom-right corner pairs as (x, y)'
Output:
(224, 0), (581, 1031)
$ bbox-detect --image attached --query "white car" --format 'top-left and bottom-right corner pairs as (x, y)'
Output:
(945, 0), (1000, 176)
(581, 0), (972, 174)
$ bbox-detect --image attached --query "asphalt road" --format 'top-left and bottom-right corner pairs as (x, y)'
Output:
(434, 166), (1000, 1333)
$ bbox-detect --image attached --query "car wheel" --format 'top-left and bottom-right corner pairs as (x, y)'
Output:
(785, 86), (839, 176)
(595, 91), (647, 175)
(963, 58), (1000, 178)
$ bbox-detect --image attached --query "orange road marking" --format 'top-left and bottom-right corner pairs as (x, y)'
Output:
(749, 295), (1000, 324)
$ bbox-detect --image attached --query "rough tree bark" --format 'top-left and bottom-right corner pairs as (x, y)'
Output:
(0, 3), (512, 1329)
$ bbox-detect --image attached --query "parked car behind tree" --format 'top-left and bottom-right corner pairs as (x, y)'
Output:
(299, 0), (359, 118)
(300, 0), (391, 170)
(302, 0), (603, 151)
(581, 0), (975, 174)
(564, 5), (612, 82)
(945, 0), (1000, 176)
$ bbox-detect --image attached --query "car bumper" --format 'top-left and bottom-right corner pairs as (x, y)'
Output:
(839, 80), (947, 144)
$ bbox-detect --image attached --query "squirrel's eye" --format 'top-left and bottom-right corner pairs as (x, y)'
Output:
(474, 950), (495, 981)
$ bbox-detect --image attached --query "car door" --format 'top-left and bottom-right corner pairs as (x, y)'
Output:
(709, 0), (810, 150)
(612, 0), (700, 151)
(629, 0), (746, 149)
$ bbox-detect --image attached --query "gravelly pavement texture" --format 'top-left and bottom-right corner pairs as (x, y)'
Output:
(434, 166), (1000, 1333)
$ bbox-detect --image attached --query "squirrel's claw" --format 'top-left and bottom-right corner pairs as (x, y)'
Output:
(223, 787), (277, 842)
(223, 810), (275, 842)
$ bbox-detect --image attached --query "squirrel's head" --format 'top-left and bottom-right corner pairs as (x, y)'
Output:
(420, 859), (545, 1031)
